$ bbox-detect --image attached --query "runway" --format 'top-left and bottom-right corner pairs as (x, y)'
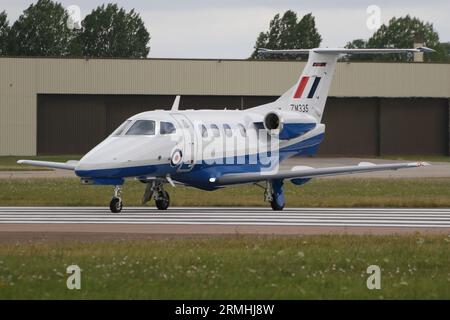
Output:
(0, 207), (449, 237)
(1, 207), (450, 227)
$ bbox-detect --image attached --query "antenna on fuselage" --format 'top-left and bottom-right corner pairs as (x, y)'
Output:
(171, 95), (181, 111)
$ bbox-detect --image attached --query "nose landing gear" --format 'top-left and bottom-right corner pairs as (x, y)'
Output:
(109, 185), (123, 213)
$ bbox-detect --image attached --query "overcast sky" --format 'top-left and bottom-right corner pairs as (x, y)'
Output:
(2, 0), (449, 58)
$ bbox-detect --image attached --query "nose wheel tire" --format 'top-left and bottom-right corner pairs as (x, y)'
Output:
(110, 197), (123, 213)
(155, 191), (170, 210)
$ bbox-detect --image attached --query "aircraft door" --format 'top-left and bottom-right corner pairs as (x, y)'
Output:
(170, 113), (197, 172)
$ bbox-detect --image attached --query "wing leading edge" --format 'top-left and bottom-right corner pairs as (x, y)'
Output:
(217, 162), (429, 185)
(17, 160), (78, 170)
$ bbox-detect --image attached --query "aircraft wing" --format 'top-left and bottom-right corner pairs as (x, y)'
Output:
(217, 161), (429, 185)
(17, 160), (78, 170)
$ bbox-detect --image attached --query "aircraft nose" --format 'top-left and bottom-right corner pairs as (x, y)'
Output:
(74, 138), (127, 177)
(74, 136), (176, 179)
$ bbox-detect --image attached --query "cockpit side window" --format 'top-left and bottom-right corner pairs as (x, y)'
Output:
(112, 120), (132, 136)
(125, 120), (155, 136)
(160, 121), (176, 134)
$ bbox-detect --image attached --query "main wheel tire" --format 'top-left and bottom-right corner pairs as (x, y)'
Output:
(155, 191), (170, 210)
(270, 197), (284, 211)
(109, 197), (123, 213)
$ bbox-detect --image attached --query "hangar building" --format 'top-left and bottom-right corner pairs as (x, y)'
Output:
(0, 56), (449, 156)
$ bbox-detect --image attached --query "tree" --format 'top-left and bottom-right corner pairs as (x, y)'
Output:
(8, 0), (74, 56)
(345, 15), (445, 62)
(0, 11), (9, 55)
(79, 4), (150, 58)
(250, 11), (322, 59)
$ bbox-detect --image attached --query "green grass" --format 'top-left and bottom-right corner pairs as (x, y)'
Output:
(1, 177), (450, 207)
(0, 235), (448, 299)
(0, 155), (80, 171)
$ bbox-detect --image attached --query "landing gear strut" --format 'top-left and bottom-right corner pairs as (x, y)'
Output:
(142, 180), (171, 210)
(262, 180), (285, 211)
(109, 185), (123, 213)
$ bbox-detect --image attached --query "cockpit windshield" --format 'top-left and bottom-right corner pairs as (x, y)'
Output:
(125, 120), (155, 136)
(112, 120), (132, 136)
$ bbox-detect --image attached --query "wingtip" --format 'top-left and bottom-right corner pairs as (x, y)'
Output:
(416, 46), (436, 53)
(410, 161), (431, 167)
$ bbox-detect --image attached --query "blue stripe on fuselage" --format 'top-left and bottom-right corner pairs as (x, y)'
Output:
(75, 133), (324, 188)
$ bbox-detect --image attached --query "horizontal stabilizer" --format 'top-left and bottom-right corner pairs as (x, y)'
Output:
(258, 47), (435, 55)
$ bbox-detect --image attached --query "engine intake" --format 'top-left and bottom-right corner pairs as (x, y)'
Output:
(261, 111), (316, 140)
(264, 112), (282, 131)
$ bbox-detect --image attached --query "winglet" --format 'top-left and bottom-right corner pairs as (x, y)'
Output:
(171, 95), (181, 111)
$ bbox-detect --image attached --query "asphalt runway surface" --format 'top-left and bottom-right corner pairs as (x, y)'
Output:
(0, 207), (449, 239)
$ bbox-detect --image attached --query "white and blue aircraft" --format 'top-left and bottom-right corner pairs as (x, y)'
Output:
(18, 47), (433, 212)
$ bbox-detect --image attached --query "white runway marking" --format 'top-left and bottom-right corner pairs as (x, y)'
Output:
(0, 207), (449, 228)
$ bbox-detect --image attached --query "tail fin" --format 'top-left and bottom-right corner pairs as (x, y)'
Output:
(253, 47), (434, 122)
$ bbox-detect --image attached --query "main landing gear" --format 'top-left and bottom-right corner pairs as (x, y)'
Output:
(108, 181), (171, 213)
(142, 180), (171, 210)
(261, 180), (285, 211)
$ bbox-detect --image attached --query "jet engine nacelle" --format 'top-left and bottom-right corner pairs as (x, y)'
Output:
(262, 111), (317, 140)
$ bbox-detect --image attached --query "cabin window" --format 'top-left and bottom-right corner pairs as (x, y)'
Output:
(201, 124), (208, 138)
(210, 124), (220, 137)
(223, 124), (232, 137)
(112, 120), (132, 136)
(160, 121), (176, 134)
(125, 120), (155, 136)
(238, 123), (246, 137)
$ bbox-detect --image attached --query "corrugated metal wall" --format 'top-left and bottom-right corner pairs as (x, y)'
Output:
(1, 57), (450, 155)
(319, 98), (380, 156)
(379, 98), (448, 155)
(319, 97), (449, 156)
(37, 94), (449, 156)
(37, 94), (277, 154)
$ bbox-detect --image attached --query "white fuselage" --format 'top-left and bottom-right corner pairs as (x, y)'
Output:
(75, 108), (325, 189)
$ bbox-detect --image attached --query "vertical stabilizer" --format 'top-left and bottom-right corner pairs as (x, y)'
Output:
(253, 47), (434, 123)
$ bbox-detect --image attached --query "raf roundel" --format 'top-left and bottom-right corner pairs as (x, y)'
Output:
(170, 149), (183, 167)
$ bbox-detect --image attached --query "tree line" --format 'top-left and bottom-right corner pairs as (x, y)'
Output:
(251, 11), (449, 62)
(0, 1), (448, 62)
(0, 0), (150, 58)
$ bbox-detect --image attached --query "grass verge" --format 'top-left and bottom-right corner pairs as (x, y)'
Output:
(1, 177), (450, 207)
(0, 235), (448, 299)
